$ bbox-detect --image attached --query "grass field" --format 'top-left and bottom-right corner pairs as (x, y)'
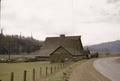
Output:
(0, 54), (119, 81)
(0, 59), (87, 81)
(0, 61), (63, 81)
(43, 60), (87, 81)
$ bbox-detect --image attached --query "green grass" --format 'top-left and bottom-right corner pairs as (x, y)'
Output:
(0, 60), (88, 81)
(0, 61), (61, 81)
(44, 60), (88, 81)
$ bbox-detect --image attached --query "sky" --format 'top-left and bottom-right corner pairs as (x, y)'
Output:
(1, 0), (120, 46)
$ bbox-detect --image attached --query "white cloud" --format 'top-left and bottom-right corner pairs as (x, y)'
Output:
(1, 0), (120, 45)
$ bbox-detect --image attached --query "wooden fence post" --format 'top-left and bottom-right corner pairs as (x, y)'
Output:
(23, 70), (27, 81)
(40, 67), (42, 77)
(60, 64), (62, 69)
(63, 63), (65, 68)
(11, 72), (14, 81)
(57, 65), (59, 71)
(54, 65), (56, 72)
(33, 68), (35, 81)
(50, 66), (53, 74)
(61, 63), (63, 69)
(46, 67), (48, 76)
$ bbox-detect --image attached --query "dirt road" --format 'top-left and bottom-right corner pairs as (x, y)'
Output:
(94, 57), (120, 81)
(69, 59), (111, 81)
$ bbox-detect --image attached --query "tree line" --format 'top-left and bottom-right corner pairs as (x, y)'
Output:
(0, 33), (42, 54)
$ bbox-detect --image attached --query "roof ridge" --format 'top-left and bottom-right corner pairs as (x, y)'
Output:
(46, 35), (81, 38)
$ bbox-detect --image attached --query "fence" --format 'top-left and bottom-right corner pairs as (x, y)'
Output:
(4, 63), (66, 81)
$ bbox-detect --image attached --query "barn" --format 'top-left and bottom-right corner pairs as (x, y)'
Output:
(37, 34), (86, 62)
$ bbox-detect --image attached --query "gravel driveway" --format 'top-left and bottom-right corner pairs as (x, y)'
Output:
(69, 59), (111, 81)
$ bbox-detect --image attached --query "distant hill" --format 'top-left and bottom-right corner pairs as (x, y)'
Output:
(85, 40), (120, 53)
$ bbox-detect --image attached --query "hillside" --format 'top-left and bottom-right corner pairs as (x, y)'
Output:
(85, 40), (120, 53)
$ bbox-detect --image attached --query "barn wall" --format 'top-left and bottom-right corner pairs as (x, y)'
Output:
(50, 47), (72, 63)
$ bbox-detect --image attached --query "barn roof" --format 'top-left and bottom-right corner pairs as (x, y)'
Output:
(39, 35), (84, 56)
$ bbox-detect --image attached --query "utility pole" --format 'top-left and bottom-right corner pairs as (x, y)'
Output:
(8, 39), (11, 61)
(0, 28), (4, 54)
(71, 0), (74, 30)
(72, 0), (74, 9)
(0, 28), (4, 35)
(20, 32), (21, 38)
(31, 33), (33, 39)
(0, 0), (1, 22)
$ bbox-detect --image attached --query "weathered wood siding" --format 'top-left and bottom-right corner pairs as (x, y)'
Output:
(50, 47), (72, 63)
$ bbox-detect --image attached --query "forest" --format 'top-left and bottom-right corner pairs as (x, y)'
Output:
(0, 32), (41, 54)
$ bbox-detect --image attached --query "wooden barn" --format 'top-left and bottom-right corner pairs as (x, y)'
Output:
(37, 34), (86, 63)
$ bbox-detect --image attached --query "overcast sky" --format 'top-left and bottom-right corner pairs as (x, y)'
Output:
(1, 0), (120, 45)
